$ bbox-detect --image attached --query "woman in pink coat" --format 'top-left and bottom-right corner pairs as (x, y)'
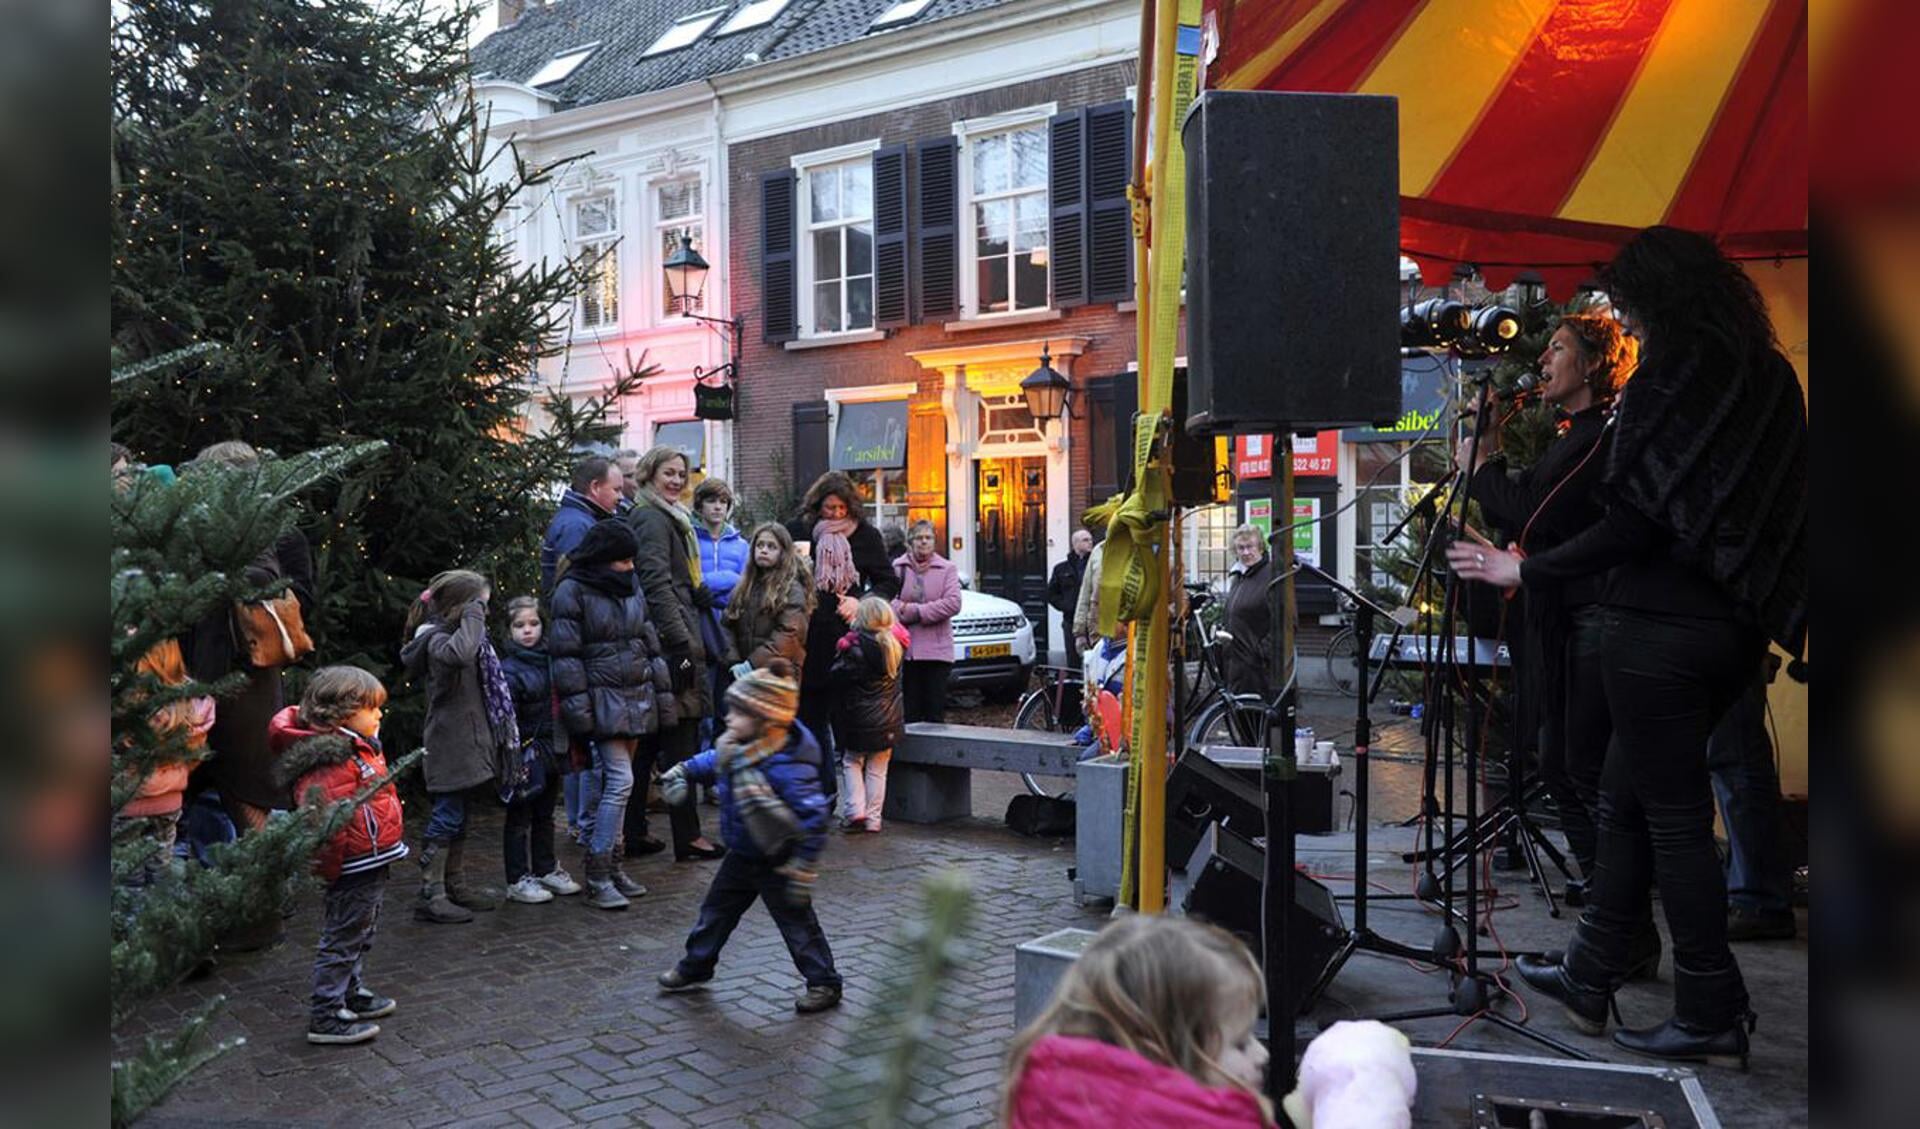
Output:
(890, 520), (963, 723)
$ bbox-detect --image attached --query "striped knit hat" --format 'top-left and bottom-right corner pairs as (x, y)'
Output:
(725, 658), (799, 727)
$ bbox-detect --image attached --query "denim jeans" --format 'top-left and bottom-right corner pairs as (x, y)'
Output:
(1566, 609), (1758, 1028)
(424, 792), (468, 841)
(311, 867), (384, 1022)
(586, 739), (635, 856)
(1707, 671), (1793, 916)
(676, 852), (842, 989)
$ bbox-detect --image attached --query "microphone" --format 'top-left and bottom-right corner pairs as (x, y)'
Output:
(1456, 371), (1540, 419)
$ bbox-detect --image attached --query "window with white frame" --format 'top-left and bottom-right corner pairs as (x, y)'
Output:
(656, 180), (703, 317)
(976, 393), (1044, 447)
(963, 120), (1049, 317)
(1183, 503), (1237, 588)
(644, 7), (726, 56)
(800, 159), (874, 335)
(573, 195), (619, 330)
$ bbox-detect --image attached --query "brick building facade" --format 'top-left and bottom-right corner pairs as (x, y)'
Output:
(727, 59), (1140, 655)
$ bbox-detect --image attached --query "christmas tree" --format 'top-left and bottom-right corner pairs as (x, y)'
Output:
(108, 424), (410, 1125)
(110, 0), (643, 741)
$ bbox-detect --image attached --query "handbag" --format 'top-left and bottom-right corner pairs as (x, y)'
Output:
(233, 592), (313, 667)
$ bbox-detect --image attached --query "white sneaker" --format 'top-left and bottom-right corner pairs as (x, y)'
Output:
(538, 867), (582, 896)
(508, 875), (554, 904)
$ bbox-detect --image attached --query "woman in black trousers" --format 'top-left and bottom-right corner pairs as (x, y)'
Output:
(1450, 227), (1806, 1068)
(792, 472), (900, 803)
(1459, 316), (1634, 893)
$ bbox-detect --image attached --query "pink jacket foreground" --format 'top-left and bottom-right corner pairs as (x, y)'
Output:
(1006, 1034), (1275, 1129)
(892, 552), (962, 662)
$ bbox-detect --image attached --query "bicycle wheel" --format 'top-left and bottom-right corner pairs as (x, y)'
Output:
(1015, 682), (1075, 797)
(1325, 627), (1359, 697)
(1186, 696), (1269, 749)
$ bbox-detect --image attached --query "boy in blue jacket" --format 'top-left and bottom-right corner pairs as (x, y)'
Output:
(656, 659), (843, 1013)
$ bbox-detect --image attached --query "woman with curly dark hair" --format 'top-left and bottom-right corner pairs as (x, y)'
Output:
(791, 472), (900, 805)
(1450, 227), (1807, 1068)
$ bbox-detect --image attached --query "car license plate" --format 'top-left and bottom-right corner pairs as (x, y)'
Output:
(967, 642), (1012, 659)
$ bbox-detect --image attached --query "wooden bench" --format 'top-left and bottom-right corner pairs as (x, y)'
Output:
(883, 723), (1084, 823)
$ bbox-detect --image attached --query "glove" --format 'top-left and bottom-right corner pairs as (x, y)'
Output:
(731, 660), (753, 680)
(659, 764), (691, 807)
(775, 862), (817, 910)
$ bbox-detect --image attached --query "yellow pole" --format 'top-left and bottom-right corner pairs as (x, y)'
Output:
(1111, 0), (1203, 914)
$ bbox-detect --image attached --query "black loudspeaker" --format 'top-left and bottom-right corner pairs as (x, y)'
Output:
(1182, 90), (1402, 434)
(1166, 747), (1265, 870)
(1168, 745), (1339, 867)
(1168, 367), (1221, 505)
(1182, 822), (1344, 1015)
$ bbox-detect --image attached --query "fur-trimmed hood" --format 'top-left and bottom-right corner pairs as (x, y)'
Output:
(268, 706), (374, 789)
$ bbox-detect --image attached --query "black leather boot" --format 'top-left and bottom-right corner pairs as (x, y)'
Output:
(1515, 955), (1617, 1035)
(1613, 1013), (1754, 1070)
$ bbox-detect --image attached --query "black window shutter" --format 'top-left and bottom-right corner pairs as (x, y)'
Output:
(792, 400), (830, 491)
(914, 136), (958, 323)
(872, 145), (909, 329)
(1086, 376), (1119, 504)
(762, 170), (797, 343)
(1085, 100), (1133, 304)
(1048, 110), (1088, 309)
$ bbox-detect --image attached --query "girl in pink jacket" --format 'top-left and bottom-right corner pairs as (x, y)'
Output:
(1001, 915), (1276, 1128)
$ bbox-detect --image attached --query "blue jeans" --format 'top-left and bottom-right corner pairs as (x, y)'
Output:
(586, 739), (635, 856)
(676, 852), (841, 989)
(424, 793), (468, 841)
(1707, 671), (1793, 916)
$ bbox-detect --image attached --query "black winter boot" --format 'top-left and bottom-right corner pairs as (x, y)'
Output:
(1515, 955), (1617, 1035)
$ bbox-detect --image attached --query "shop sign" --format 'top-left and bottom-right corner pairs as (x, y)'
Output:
(1234, 431), (1340, 479)
(831, 400), (908, 470)
(1342, 355), (1467, 443)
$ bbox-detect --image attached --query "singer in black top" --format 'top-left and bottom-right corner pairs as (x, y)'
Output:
(1449, 228), (1807, 1068)
(1460, 316), (1633, 899)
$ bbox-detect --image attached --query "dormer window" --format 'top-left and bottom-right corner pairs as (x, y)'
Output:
(716, 0), (790, 35)
(526, 44), (597, 87)
(644, 7), (727, 56)
(871, 0), (933, 29)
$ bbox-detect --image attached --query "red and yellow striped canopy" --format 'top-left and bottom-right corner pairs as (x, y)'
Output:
(1202, 0), (1807, 297)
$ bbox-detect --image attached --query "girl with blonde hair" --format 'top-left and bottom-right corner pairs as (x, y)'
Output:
(1002, 915), (1274, 1127)
(826, 595), (906, 832)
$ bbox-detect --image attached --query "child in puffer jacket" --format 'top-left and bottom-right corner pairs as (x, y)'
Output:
(655, 660), (843, 1014)
(828, 596), (909, 832)
(268, 666), (409, 1047)
(497, 596), (580, 904)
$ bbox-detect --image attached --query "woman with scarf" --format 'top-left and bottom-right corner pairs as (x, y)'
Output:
(792, 472), (900, 804)
(1449, 227), (1807, 1068)
(549, 522), (673, 909)
(892, 519), (963, 723)
(625, 446), (725, 861)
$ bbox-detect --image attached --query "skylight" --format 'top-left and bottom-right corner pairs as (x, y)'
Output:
(872, 0), (934, 29)
(715, 0), (790, 36)
(527, 44), (597, 87)
(643, 7), (728, 56)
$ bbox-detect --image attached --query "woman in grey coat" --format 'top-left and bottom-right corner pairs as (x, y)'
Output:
(625, 445), (724, 861)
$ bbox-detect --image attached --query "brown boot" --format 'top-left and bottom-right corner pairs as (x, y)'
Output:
(414, 839), (473, 924)
(444, 837), (502, 912)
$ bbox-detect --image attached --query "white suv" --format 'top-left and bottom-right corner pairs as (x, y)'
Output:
(948, 589), (1037, 697)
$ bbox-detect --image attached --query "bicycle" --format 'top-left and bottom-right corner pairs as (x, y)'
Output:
(1013, 663), (1087, 798)
(1181, 622), (1272, 749)
(1324, 599), (1361, 697)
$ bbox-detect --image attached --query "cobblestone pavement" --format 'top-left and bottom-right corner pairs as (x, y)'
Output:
(131, 692), (1806, 1127)
(133, 769), (1102, 1129)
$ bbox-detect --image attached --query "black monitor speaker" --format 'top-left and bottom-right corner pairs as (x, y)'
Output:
(1181, 821), (1344, 1015)
(1166, 746), (1265, 870)
(1182, 90), (1402, 434)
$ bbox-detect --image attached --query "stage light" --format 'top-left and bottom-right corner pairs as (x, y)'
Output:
(1400, 298), (1470, 348)
(1469, 305), (1522, 354)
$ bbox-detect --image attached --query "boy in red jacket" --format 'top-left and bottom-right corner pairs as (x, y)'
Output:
(269, 666), (409, 1045)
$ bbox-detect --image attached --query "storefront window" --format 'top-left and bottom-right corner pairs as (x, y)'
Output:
(846, 468), (909, 535)
(1355, 437), (1446, 598)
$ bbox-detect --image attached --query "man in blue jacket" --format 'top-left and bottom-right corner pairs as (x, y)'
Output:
(539, 455), (624, 596)
(655, 660), (842, 1013)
